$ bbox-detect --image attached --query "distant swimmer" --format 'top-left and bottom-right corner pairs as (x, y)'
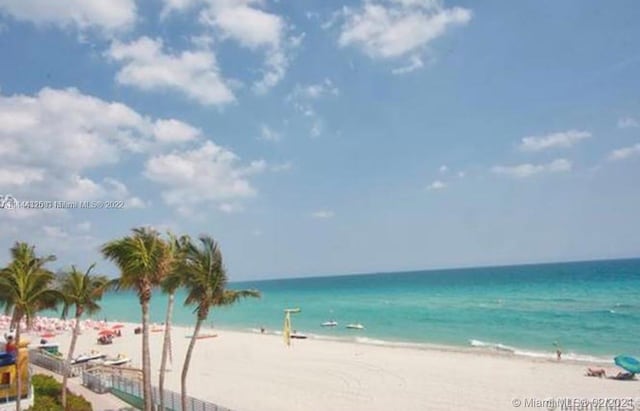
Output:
(553, 341), (562, 361)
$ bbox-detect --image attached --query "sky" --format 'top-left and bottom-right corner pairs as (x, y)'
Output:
(0, 0), (639, 281)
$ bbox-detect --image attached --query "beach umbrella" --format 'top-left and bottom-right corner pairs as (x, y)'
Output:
(98, 329), (114, 336)
(614, 355), (640, 374)
(40, 332), (56, 339)
(111, 324), (124, 329)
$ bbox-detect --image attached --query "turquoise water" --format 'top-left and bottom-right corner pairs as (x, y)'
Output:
(98, 258), (640, 360)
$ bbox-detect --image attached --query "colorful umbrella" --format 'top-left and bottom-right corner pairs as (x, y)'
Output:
(40, 332), (56, 339)
(614, 355), (640, 374)
(98, 329), (114, 336)
(111, 324), (124, 329)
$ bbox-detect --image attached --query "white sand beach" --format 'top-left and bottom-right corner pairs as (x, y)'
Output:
(37, 321), (640, 411)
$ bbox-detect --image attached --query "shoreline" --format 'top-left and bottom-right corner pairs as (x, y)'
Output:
(14, 317), (638, 411)
(100, 319), (615, 366)
(23, 315), (614, 366)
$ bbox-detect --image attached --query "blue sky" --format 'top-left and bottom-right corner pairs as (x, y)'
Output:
(0, 0), (639, 280)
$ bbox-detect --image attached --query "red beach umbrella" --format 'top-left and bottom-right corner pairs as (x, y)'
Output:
(98, 329), (114, 336)
(40, 332), (56, 339)
(112, 324), (124, 329)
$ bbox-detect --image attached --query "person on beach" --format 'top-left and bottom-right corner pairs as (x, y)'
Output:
(4, 335), (16, 358)
(586, 368), (606, 377)
(553, 341), (561, 360)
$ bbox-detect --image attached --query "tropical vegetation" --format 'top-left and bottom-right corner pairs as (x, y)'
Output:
(173, 235), (260, 411)
(101, 227), (173, 411)
(0, 229), (258, 411)
(58, 264), (108, 409)
(158, 233), (189, 411)
(0, 242), (61, 411)
(27, 374), (92, 411)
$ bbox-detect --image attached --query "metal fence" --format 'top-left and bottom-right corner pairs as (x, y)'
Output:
(82, 370), (231, 411)
(28, 349), (85, 377)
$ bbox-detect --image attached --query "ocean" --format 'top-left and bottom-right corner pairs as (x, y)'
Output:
(97, 258), (640, 362)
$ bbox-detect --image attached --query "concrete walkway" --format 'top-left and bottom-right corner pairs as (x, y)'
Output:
(32, 365), (135, 411)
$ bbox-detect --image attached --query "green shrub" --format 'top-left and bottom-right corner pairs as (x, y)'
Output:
(28, 394), (63, 411)
(66, 392), (92, 411)
(27, 373), (93, 411)
(32, 374), (62, 398)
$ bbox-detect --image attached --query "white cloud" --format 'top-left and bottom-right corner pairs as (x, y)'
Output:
(218, 203), (243, 213)
(392, 55), (424, 75)
(289, 79), (340, 100)
(438, 165), (448, 174)
(0, 87), (190, 210)
(162, 0), (296, 93)
(288, 80), (338, 138)
(427, 180), (446, 190)
(160, 0), (199, 19)
(337, 1), (471, 71)
(492, 159), (572, 178)
(608, 143), (640, 161)
(311, 210), (335, 219)
(0, 0), (136, 34)
(0, 167), (45, 186)
(144, 141), (264, 213)
(204, 1), (282, 49)
(519, 130), (591, 152)
(127, 197), (148, 209)
(457, 171), (465, 178)
(107, 36), (235, 106)
(259, 124), (282, 142)
(154, 119), (201, 144)
(618, 117), (639, 129)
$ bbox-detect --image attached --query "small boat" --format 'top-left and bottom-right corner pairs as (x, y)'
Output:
(346, 323), (365, 330)
(72, 352), (106, 364)
(102, 355), (130, 366)
(321, 320), (338, 327)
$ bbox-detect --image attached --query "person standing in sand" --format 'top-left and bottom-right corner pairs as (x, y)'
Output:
(553, 341), (562, 360)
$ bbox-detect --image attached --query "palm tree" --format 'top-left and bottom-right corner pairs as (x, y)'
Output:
(58, 264), (108, 409)
(0, 242), (60, 411)
(178, 235), (260, 411)
(158, 234), (189, 411)
(101, 227), (173, 411)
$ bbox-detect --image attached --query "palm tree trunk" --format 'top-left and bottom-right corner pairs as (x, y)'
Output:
(158, 292), (174, 411)
(9, 310), (18, 331)
(62, 310), (82, 408)
(14, 319), (22, 411)
(141, 298), (153, 411)
(181, 316), (203, 411)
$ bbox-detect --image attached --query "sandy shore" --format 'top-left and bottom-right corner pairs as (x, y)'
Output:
(33, 322), (640, 411)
